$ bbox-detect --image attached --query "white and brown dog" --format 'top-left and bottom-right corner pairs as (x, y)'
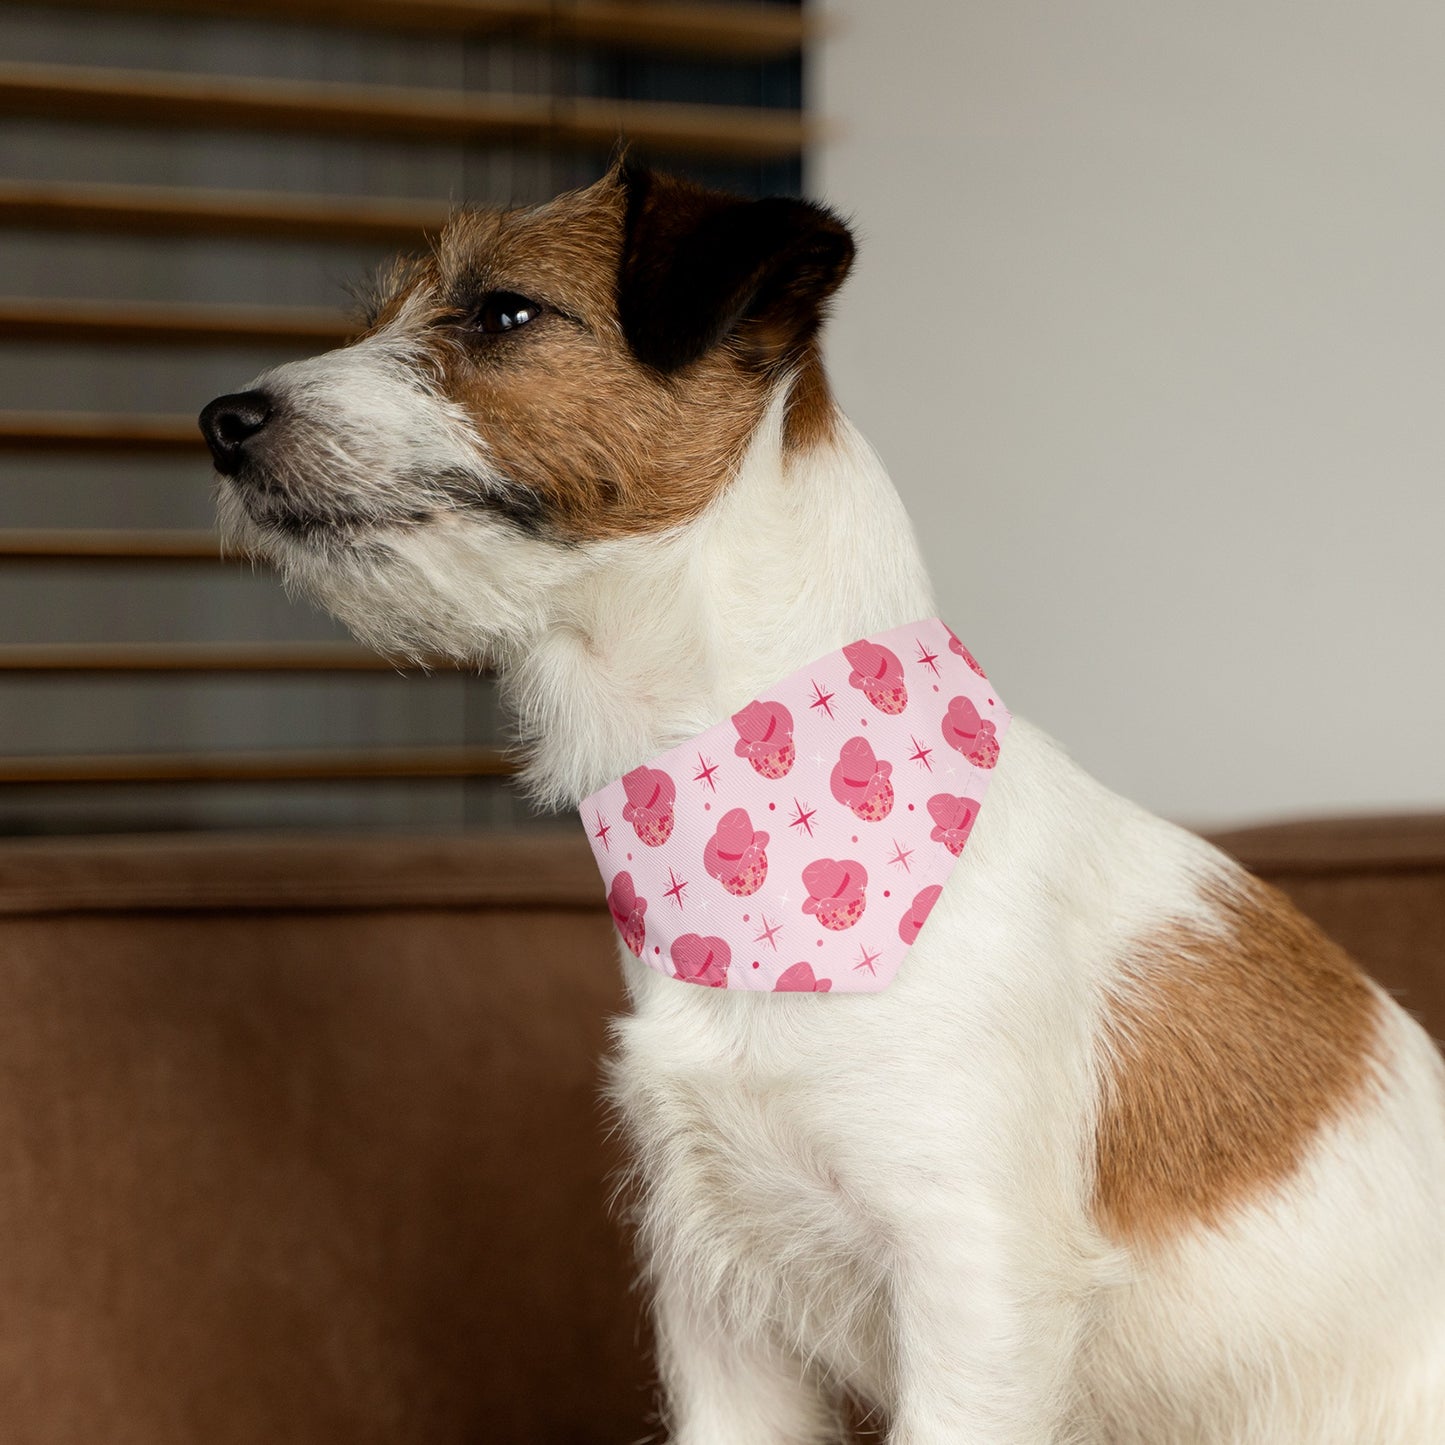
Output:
(201, 163), (1445, 1444)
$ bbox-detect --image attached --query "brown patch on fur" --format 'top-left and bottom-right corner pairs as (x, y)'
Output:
(355, 253), (438, 336)
(783, 343), (840, 454)
(616, 164), (853, 378)
(1093, 873), (1382, 1246)
(359, 168), (855, 541)
(368, 176), (773, 541)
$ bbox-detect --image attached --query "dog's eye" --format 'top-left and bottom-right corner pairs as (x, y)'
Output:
(471, 291), (543, 335)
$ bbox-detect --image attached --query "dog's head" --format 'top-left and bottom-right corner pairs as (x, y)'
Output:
(200, 163), (854, 662)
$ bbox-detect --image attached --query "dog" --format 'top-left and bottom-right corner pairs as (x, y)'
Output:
(200, 161), (1445, 1444)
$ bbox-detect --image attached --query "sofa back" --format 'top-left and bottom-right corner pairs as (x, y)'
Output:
(0, 818), (1440, 1442)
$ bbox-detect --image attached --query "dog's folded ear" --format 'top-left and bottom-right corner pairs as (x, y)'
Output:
(617, 161), (855, 375)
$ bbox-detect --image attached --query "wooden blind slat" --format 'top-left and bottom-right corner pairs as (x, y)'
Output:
(0, 0), (810, 59)
(0, 745), (513, 783)
(0, 297), (352, 348)
(0, 180), (448, 245)
(553, 0), (810, 58)
(0, 643), (411, 672)
(0, 529), (222, 560)
(0, 412), (201, 452)
(0, 61), (813, 161)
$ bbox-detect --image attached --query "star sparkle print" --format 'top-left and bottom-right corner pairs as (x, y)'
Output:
(582, 619), (1010, 993)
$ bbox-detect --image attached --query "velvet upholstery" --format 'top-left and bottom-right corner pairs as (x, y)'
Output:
(0, 818), (1440, 1441)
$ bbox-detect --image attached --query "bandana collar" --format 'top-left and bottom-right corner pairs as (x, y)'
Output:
(581, 619), (1010, 993)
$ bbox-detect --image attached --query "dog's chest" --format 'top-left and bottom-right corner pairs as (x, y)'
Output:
(612, 994), (894, 1389)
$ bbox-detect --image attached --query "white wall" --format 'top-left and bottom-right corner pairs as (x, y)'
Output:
(813, 0), (1445, 827)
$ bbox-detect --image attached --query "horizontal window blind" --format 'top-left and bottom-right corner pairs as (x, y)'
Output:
(0, 0), (807, 835)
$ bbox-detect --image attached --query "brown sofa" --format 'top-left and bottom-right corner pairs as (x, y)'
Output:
(0, 817), (1440, 1443)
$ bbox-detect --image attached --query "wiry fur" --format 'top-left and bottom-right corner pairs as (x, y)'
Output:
(206, 169), (1445, 1444)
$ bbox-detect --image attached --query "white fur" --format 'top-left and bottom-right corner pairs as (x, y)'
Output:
(222, 346), (1445, 1444)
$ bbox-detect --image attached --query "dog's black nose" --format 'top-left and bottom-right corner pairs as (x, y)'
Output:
(199, 390), (273, 475)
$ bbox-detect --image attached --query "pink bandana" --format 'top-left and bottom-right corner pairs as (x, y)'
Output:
(581, 619), (1010, 993)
